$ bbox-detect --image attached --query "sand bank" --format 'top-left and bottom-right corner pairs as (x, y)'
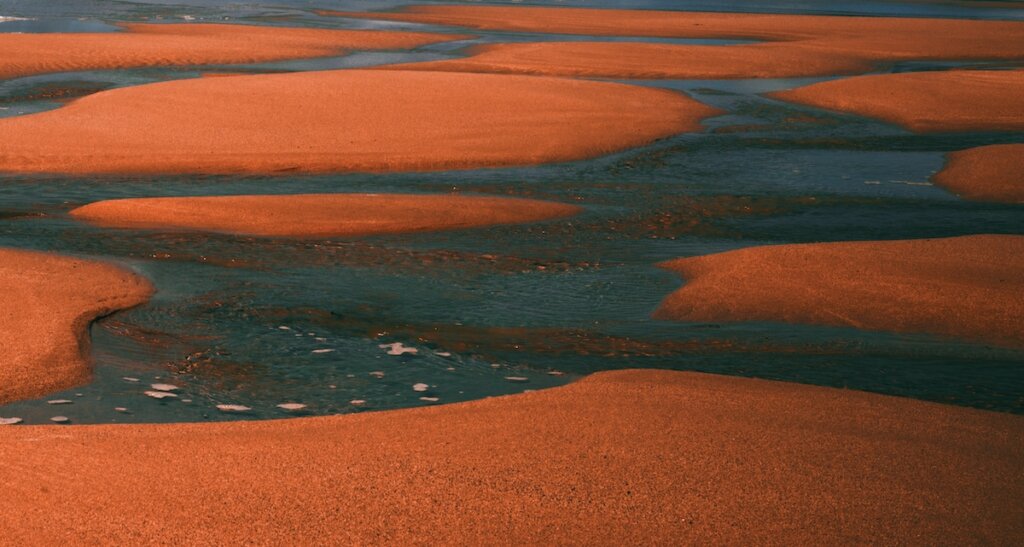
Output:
(0, 23), (465, 79)
(328, 6), (1024, 78)
(772, 70), (1024, 132)
(1, 369), (1021, 543)
(0, 69), (717, 175)
(380, 42), (873, 79)
(933, 144), (1024, 203)
(0, 248), (153, 404)
(70, 194), (581, 237)
(655, 235), (1024, 347)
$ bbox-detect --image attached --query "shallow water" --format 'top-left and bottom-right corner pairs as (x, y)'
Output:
(0, 0), (1022, 424)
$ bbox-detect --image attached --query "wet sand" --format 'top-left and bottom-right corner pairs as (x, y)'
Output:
(933, 144), (1024, 203)
(70, 194), (581, 237)
(0, 23), (466, 79)
(329, 6), (1024, 79)
(772, 70), (1024, 132)
(0, 69), (718, 175)
(1, 369), (1021, 544)
(655, 235), (1024, 347)
(0, 248), (153, 404)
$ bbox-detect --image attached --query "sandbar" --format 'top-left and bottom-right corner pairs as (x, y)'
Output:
(0, 69), (718, 175)
(933, 144), (1024, 203)
(69, 193), (581, 237)
(772, 70), (1024, 132)
(0, 23), (466, 79)
(0, 248), (153, 404)
(655, 235), (1024, 347)
(0, 369), (1021, 543)
(328, 6), (1024, 79)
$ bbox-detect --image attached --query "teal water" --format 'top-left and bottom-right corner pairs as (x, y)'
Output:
(0, 1), (1022, 424)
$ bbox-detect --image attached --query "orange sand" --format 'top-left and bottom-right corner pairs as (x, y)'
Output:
(933, 144), (1024, 203)
(381, 41), (873, 79)
(0, 248), (153, 404)
(0, 69), (717, 175)
(0, 23), (465, 79)
(328, 6), (1024, 78)
(772, 70), (1024, 132)
(656, 235), (1024, 347)
(1, 369), (1021, 544)
(70, 194), (581, 237)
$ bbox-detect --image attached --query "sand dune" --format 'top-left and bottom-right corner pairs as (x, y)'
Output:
(933, 144), (1024, 203)
(327, 6), (1024, 79)
(772, 70), (1024, 132)
(0, 248), (153, 404)
(0, 69), (718, 175)
(70, 194), (581, 237)
(0, 23), (466, 79)
(1, 369), (1021, 543)
(656, 235), (1024, 347)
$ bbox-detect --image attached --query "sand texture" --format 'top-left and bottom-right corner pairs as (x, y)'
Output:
(1, 369), (1022, 544)
(0, 23), (466, 79)
(772, 70), (1024, 132)
(656, 235), (1024, 347)
(933, 144), (1024, 203)
(328, 6), (1024, 78)
(70, 194), (581, 237)
(0, 69), (718, 175)
(0, 248), (153, 404)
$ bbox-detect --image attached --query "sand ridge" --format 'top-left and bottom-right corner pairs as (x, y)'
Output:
(70, 193), (582, 237)
(0, 23), (469, 79)
(0, 69), (720, 175)
(326, 6), (1024, 79)
(0, 248), (153, 404)
(771, 70), (1024, 132)
(655, 235), (1024, 347)
(933, 144), (1024, 203)
(0, 369), (1022, 544)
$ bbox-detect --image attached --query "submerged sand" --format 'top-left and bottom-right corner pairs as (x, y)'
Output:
(772, 70), (1024, 132)
(70, 194), (581, 237)
(0, 69), (718, 175)
(933, 144), (1024, 204)
(1, 369), (1021, 543)
(0, 23), (465, 79)
(655, 235), (1024, 347)
(0, 248), (153, 404)
(330, 6), (1024, 79)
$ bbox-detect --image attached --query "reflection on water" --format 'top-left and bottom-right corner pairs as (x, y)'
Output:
(0, 0), (1022, 424)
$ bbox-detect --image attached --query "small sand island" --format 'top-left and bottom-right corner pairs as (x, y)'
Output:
(0, 248), (152, 404)
(0, 23), (466, 79)
(934, 144), (1024, 203)
(655, 235), (1024, 347)
(0, 69), (718, 175)
(1, 370), (1022, 543)
(70, 194), (581, 237)
(772, 70), (1024, 132)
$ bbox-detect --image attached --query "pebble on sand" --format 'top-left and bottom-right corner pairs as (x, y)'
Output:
(150, 383), (179, 392)
(50, 416), (69, 424)
(144, 390), (178, 400)
(379, 342), (418, 356)
(216, 404), (252, 413)
(277, 403), (307, 411)
(0, 417), (22, 425)
(412, 383), (429, 392)
(48, 399), (73, 405)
